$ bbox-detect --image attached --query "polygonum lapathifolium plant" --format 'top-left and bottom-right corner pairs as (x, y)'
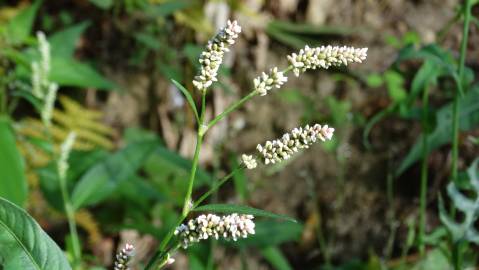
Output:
(142, 20), (368, 269)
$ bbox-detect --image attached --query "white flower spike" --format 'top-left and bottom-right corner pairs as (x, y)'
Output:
(287, 45), (368, 77)
(193, 20), (242, 92)
(256, 124), (335, 165)
(175, 214), (255, 248)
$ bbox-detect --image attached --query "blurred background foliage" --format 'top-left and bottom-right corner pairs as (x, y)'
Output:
(0, 0), (479, 269)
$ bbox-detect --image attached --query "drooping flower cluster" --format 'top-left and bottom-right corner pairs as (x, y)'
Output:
(256, 124), (334, 165)
(253, 67), (288, 96)
(192, 20), (241, 92)
(175, 214), (255, 248)
(114, 243), (134, 270)
(241, 154), (257, 169)
(287, 45), (368, 77)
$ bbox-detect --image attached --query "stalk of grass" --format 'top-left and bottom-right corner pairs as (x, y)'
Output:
(418, 85), (430, 256)
(451, 0), (472, 184)
(451, 0), (472, 268)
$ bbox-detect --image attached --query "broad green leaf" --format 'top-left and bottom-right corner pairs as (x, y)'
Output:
(171, 79), (199, 123)
(38, 149), (108, 211)
(396, 86), (479, 176)
(0, 117), (27, 206)
(89, 0), (113, 9)
(49, 21), (90, 58)
(71, 140), (158, 209)
(5, 0), (41, 44)
(0, 197), (71, 269)
(260, 246), (293, 270)
(193, 204), (296, 223)
(226, 221), (303, 248)
(147, 145), (211, 185)
(50, 58), (116, 90)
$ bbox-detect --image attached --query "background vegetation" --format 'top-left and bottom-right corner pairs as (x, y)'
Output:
(0, 0), (478, 269)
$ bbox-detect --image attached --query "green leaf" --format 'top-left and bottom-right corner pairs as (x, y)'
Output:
(71, 140), (158, 209)
(0, 197), (71, 269)
(384, 71), (407, 103)
(89, 0), (113, 9)
(50, 58), (116, 90)
(145, 1), (192, 17)
(225, 221), (303, 248)
(260, 246), (293, 270)
(396, 86), (479, 176)
(230, 155), (249, 202)
(171, 79), (199, 123)
(5, 0), (41, 44)
(0, 117), (27, 206)
(49, 22), (90, 58)
(193, 204), (296, 223)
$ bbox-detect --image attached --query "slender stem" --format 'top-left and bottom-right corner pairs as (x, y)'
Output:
(206, 91), (257, 131)
(181, 133), (204, 215)
(451, 0), (472, 184)
(419, 86), (430, 256)
(45, 128), (82, 267)
(59, 181), (82, 267)
(193, 166), (244, 209)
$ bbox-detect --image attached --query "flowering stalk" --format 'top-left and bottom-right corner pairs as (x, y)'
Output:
(57, 132), (82, 267)
(113, 243), (134, 270)
(146, 19), (367, 269)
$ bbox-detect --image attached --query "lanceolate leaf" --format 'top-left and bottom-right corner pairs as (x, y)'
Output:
(49, 21), (91, 58)
(260, 246), (293, 270)
(50, 58), (116, 90)
(396, 86), (479, 176)
(193, 204), (297, 223)
(0, 197), (71, 270)
(5, 0), (41, 44)
(0, 117), (27, 206)
(171, 79), (199, 123)
(225, 221), (303, 248)
(71, 140), (158, 209)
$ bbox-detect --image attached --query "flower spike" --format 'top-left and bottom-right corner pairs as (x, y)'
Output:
(193, 20), (242, 92)
(287, 45), (368, 76)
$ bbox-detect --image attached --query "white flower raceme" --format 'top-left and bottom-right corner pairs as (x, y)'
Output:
(287, 45), (368, 77)
(241, 154), (257, 169)
(114, 243), (134, 270)
(57, 132), (76, 180)
(40, 83), (58, 127)
(253, 67), (288, 96)
(256, 124), (334, 165)
(175, 214), (255, 248)
(193, 20), (241, 92)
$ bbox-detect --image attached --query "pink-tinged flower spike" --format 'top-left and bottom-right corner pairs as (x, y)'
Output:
(114, 243), (134, 270)
(253, 67), (288, 96)
(193, 20), (242, 92)
(175, 214), (255, 248)
(256, 124), (334, 165)
(287, 45), (368, 77)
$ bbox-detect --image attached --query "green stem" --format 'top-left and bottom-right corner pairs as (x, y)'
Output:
(451, 0), (472, 183)
(193, 166), (244, 209)
(59, 187), (82, 268)
(206, 91), (257, 131)
(419, 86), (430, 256)
(46, 129), (81, 268)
